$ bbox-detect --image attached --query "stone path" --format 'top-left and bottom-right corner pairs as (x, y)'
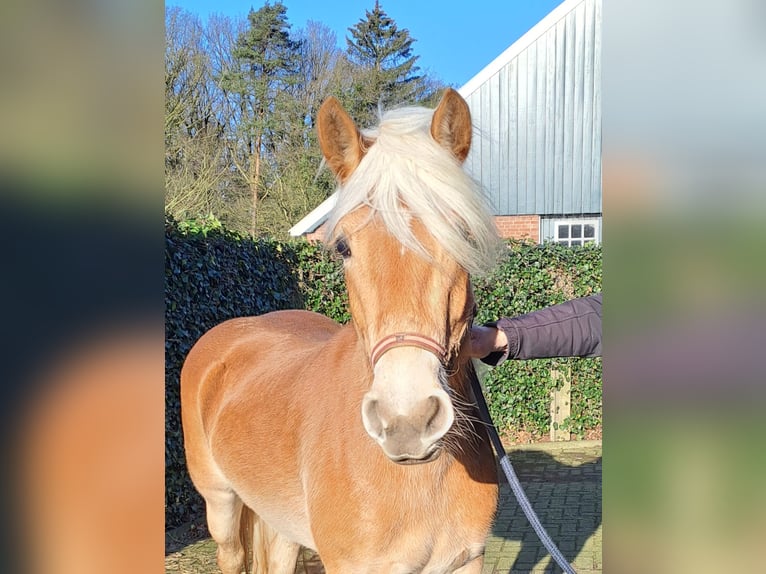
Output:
(166, 441), (602, 574)
(481, 441), (602, 574)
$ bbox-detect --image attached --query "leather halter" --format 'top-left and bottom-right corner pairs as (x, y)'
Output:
(370, 333), (447, 367)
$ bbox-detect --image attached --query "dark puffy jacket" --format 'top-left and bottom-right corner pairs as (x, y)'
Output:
(481, 293), (602, 365)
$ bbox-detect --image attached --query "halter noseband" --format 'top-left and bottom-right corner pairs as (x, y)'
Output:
(369, 333), (447, 367)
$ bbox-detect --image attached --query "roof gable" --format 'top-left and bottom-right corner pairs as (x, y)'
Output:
(290, 0), (591, 237)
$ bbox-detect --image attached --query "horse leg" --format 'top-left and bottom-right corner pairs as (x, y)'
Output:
(453, 555), (485, 574)
(203, 487), (246, 574)
(251, 516), (300, 574)
(265, 536), (300, 574)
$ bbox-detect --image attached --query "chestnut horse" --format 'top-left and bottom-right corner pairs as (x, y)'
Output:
(181, 89), (501, 573)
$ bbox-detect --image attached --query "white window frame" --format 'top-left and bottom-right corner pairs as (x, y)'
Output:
(554, 218), (600, 247)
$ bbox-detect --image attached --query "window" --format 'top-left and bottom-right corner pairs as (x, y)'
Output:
(554, 219), (599, 247)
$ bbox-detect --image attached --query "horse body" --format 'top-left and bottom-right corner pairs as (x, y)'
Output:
(182, 309), (497, 572)
(182, 89), (502, 573)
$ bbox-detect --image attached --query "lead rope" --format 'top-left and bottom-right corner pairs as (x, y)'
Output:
(469, 366), (577, 574)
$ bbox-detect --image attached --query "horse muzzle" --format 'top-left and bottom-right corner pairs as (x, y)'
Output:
(361, 390), (454, 464)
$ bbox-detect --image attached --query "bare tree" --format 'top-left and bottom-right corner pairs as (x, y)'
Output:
(165, 7), (228, 222)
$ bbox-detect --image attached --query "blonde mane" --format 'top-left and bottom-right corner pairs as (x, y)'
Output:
(325, 105), (501, 276)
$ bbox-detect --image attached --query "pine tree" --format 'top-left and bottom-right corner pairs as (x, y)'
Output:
(345, 1), (425, 126)
(219, 1), (302, 236)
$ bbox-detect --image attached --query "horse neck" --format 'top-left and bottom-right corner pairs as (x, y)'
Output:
(447, 355), (478, 399)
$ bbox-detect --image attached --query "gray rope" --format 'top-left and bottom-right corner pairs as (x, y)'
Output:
(469, 367), (577, 574)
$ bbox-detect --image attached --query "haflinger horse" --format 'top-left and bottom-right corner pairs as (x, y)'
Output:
(181, 88), (502, 574)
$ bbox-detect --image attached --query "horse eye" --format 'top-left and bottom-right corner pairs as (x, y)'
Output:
(335, 238), (351, 258)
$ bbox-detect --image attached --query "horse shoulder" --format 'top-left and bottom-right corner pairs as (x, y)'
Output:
(182, 310), (340, 398)
(181, 311), (345, 463)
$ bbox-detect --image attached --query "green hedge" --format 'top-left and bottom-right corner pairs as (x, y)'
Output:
(165, 218), (601, 528)
(292, 240), (351, 323)
(471, 241), (602, 440)
(165, 215), (303, 527)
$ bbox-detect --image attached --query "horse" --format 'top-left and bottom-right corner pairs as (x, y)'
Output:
(181, 88), (502, 574)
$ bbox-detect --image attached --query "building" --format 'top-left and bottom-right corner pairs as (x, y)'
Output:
(290, 0), (602, 246)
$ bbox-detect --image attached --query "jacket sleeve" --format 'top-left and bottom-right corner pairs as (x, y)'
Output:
(481, 293), (602, 365)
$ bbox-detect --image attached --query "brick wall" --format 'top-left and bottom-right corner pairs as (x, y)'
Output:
(302, 216), (541, 243)
(493, 215), (540, 242)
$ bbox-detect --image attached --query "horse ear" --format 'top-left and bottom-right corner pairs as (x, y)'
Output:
(430, 88), (472, 164)
(317, 97), (368, 182)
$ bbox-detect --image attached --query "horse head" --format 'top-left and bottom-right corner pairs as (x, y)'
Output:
(317, 89), (499, 464)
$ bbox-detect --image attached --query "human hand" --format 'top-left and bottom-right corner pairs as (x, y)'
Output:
(468, 325), (508, 359)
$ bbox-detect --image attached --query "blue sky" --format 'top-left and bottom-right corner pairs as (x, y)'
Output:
(168, 0), (564, 88)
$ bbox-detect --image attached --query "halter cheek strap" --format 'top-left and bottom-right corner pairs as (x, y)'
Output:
(369, 333), (447, 367)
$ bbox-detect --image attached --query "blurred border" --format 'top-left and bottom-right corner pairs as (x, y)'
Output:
(2, 0), (765, 572)
(604, 0), (766, 572)
(1, 0), (164, 572)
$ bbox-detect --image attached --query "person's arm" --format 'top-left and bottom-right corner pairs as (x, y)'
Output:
(470, 293), (602, 365)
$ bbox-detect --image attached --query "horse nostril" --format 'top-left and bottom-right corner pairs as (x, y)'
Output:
(424, 395), (440, 431)
(422, 393), (454, 441)
(361, 396), (384, 439)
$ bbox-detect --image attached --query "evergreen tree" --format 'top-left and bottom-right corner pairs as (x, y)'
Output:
(164, 1), (446, 237)
(219, 1), (302, 237)
(345, 1), (425, 126)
